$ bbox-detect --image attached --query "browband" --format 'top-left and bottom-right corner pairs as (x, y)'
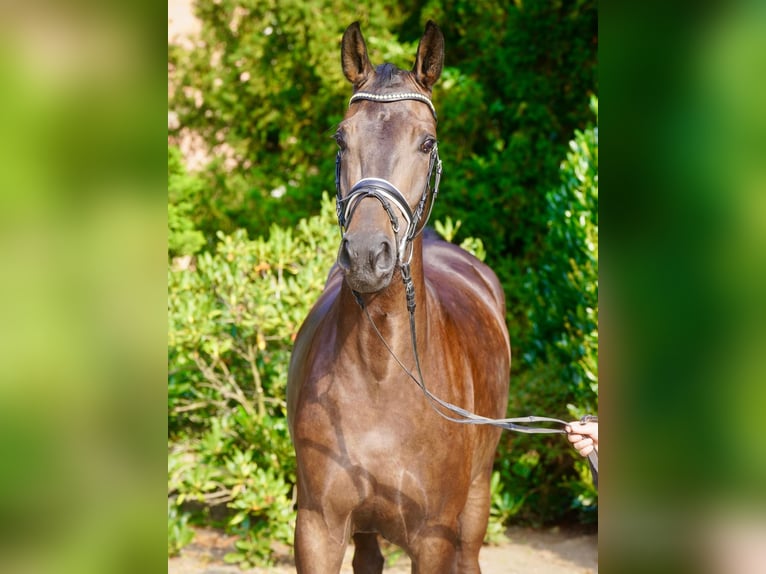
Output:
(349, 91), (438, 121)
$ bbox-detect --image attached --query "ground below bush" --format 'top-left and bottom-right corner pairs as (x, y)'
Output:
(169, 525), (597, 573)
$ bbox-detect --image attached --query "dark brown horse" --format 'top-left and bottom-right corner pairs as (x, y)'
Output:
(287, 21), (510, 573)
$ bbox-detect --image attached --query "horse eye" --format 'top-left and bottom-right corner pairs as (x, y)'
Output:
(334, 131), (347, 151)
(420, 137), (436, 153)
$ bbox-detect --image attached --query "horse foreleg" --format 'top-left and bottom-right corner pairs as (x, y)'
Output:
(455, 471), (493, 574)
(294, 508), (348, 574)
(351, 532), (384, 574)
(409, 527), (458, 574)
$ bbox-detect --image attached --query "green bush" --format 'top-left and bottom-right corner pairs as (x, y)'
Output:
(168, 499), (195, 557)
(168, 194), (341, 566)
(526, 97), (598, 405)
(168, 145), (206, 258)
(494, 97), (598, 525)
(168, 0), (416, 235)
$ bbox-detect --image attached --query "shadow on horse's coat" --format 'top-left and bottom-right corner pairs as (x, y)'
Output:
(287, 21), (510, 574)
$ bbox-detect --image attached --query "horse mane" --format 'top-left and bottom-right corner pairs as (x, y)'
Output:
(423, 226), (443, 241)
(371, 63), (410, 91)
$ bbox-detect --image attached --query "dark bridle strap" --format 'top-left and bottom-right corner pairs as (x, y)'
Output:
(336, 146), (441, 266)
(339, 178), (415, 263)
(339, 178), (414, 231)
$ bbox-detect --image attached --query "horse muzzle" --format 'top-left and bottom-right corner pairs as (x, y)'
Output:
(337, 230), (396, 293)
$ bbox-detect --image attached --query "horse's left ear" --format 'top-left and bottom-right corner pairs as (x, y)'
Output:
(412, 21), (444, 91)
(342, 22), (374, 89)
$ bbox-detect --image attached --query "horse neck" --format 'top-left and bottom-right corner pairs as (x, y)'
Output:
(338, 236), (428, 368)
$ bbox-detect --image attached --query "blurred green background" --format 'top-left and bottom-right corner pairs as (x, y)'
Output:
(1, 0), (764, 573)
(600, 2), (766, 573)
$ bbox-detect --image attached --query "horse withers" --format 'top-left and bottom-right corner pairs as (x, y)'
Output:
(287, 21), (510, 574)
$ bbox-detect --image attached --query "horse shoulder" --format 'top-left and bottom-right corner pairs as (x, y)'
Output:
(422, 235), (510, 420)
(286, 266), (343, 430)
(423, 236), (506, 323)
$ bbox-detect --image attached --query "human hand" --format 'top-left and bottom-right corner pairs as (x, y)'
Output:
(565, 420), (598, 457)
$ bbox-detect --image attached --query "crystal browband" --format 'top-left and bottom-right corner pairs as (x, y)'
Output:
(349, 91), (437, 121)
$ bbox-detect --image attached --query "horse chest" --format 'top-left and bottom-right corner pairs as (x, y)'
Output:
(308, 415), (471, 538)
(295, 364), (470, 472)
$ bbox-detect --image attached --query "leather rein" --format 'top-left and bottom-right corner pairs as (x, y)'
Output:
(335, 91), (598, 486)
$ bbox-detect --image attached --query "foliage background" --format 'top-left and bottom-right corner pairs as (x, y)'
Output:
(169, 0), (597, 565)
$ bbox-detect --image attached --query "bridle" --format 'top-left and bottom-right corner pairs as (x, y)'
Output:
(335, 91), (442, 267)
(333, 90), (598, 487)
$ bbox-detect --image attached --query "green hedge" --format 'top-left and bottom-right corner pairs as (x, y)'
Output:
(168, 197), (339, 566)
(496, 98), (598, 525)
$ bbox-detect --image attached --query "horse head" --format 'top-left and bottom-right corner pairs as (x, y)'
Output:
(335, 21), (444, 294)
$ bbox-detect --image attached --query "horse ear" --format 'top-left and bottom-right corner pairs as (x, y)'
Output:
(342, 22), (374, 88)
(412, 21), (444, 91)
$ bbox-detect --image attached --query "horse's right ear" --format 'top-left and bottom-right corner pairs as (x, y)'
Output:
(342, 22), (374, 89)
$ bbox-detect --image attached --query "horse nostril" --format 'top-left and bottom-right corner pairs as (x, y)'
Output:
(338, 238), (353, 270)
(373, 238), (394, 273)
(339, 234), (394, 282)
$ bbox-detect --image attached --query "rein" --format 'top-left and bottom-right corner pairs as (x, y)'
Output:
(337, 91), (598, 486)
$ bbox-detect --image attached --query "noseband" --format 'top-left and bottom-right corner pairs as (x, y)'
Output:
(335, 92), (442, 265)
